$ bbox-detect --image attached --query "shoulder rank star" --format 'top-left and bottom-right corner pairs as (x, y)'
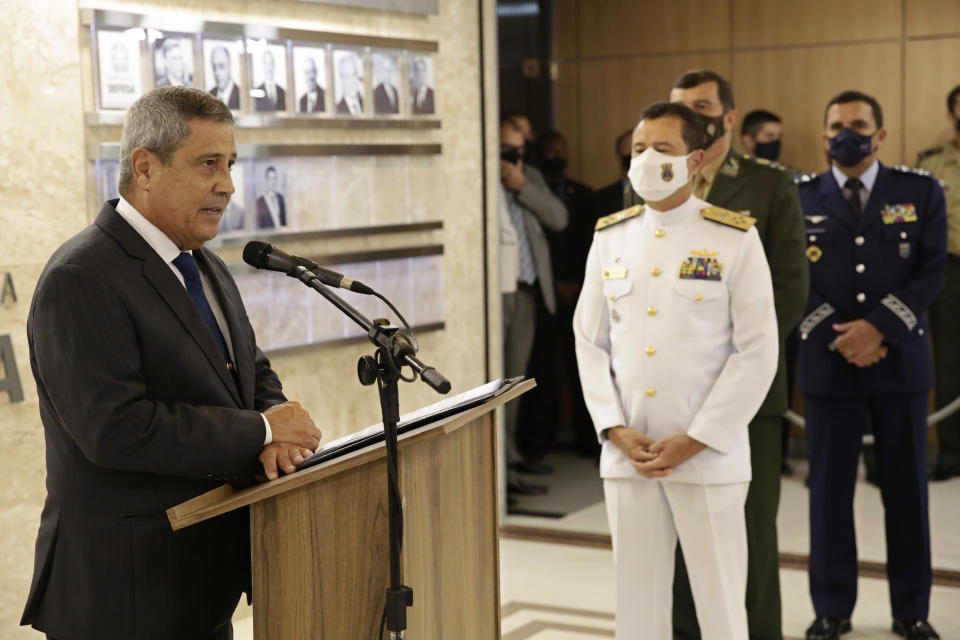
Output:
(679, 249), (723, 281)
(595, 204), (644, 231)
(700, 206), (756, 231)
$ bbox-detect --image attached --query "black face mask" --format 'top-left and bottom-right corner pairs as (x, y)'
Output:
(500, 148), (523, 165)
(754, 139), (781, 162)
(621, 154), (632, 172)
(699, 112), (727, 147)
(540, 157), (568, 176)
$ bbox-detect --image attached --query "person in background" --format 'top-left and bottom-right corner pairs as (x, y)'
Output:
(797, 90), (945, 640)
(518, 130), (597, 460)
(499, 117), (569, 498)
(665, 70), (809, 640)
(575, 100), (778, 640)
(504, 112), (538, 167)
(740, 109), (783, 162)
(916, 83), (960, 481)
(594, 129), (636, 219)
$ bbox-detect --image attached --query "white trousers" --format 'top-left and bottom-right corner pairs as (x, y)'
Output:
(603, 478), (750, 640)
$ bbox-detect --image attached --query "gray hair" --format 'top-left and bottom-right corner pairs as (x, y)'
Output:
(118, 86), (234, 194)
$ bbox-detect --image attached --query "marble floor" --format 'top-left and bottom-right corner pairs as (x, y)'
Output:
(228, 462), (960, 639)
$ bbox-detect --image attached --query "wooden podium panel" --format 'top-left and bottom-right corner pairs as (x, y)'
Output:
(169, 379), (533, 640)
(249, 412), (499, 639)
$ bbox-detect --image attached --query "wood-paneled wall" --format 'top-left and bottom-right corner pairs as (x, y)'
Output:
(555, 0), (960, 189)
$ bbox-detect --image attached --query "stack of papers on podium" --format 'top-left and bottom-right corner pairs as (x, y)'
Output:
(296, 377), (522, 471)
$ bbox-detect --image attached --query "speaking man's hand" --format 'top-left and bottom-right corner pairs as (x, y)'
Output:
(263, 401), (321, 450)
(257, 443), (315, 481)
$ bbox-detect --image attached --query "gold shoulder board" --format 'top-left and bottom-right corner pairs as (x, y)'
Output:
(595, 204), (644, 231)
(701, 206), (756, 231)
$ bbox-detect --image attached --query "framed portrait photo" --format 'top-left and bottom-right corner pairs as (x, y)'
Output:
(332, 49), (365, 117)
(151, 34), (195, 89)
(202, 37), (244, 110)
(292, 45), (328, 114)
(371, 51), (400, 116)
(252, 160), (290, 230)
(408, 54), (436, 116)
(218, 161), (247, 234)
(248, 41), (289, 113)
(96, 28), (143, 110)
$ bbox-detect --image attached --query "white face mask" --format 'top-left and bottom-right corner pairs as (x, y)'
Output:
(627, 147), (692, 202)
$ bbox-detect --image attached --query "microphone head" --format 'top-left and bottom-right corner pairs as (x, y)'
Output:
(243, 241), (273, 269)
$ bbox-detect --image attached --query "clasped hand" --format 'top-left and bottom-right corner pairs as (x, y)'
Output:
(607, 427), (706, 478)
(257, 401), (322, 481)
(832, 320), (886, 368)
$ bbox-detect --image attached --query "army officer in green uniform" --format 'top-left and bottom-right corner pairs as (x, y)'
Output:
(625, 70), (808, 640)
(917, 84), (960, 481)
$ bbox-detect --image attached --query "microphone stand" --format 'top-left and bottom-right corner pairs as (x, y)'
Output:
(289, 266), (450, 639)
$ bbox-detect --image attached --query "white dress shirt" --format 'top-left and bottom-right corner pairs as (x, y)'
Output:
(114, 197), (273, 444)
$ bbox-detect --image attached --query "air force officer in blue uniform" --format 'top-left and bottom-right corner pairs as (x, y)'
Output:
(796, 91), (947, 640)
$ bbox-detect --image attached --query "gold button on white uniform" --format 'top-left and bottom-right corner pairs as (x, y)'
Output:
(857, 292), (866, 303)
(609, 295), (616, 301)
(694, 294), (703, 301)
(647, 307), (657, 316)
(652, 268), (662, 277)
(646, 388), (656, 397)
(655, 229), (665, 238)
(855, 264), (866, 273)
(645, 347), (656, 356)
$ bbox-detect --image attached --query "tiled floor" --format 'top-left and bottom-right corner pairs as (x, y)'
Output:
(230, 463), (960, 639)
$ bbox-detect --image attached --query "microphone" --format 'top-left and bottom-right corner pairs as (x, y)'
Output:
(242, 241), (374, 294)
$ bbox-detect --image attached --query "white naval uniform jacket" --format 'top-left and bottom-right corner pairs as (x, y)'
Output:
(573, 195), (779, 484)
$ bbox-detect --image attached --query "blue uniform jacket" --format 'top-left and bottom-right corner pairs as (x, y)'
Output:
(796, 163), (947, 396)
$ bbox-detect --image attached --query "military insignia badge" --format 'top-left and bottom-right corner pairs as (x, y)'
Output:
(899, 242), (911, 259)
(806, 245), (823, 262)
(881, 203), (918, 224)
(679, 249), (723, 281)
(661, 163), (674, 182)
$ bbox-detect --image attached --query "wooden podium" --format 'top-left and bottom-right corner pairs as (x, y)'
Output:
(167, 379), (534, 639)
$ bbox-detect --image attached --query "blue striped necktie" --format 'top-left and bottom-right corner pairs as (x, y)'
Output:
(172, 252), (232, 365)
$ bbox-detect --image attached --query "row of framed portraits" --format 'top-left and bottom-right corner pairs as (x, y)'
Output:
(99, 159), (298, 234)
(94, 25), (437, 118)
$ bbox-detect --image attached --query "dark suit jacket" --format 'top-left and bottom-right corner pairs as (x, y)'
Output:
(797, 164), (947, 395)
(411, 87), (435, 114)
(336, 95), (363, 115)
(254, 83), (286, 111)
(298, 87), (325, 113)
(22, 201), (286, 639)
(211, 84), (240, 109)
(255, 193), (286, 228)
(373, 83), (399, 114)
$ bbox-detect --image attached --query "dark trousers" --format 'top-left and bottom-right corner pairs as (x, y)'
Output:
(931, 257), (960, 470)
(47, 622), (233, 640)
(805, 393), (932, 620)
(673, 416), (784, 640)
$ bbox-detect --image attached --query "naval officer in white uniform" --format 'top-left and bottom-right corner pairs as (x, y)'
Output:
(574, 101), (779, 640)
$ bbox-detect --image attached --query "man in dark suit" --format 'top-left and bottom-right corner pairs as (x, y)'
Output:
(208, 45), (239, 109)
(797, 90), (945, 640)
(410, 57), (435, 115)
(335, 53), (364, 116)
(255, 166), (286, 228)
(297, 55), (325, 113)
(372, 54), (399, 115)
(655, 69), (809, 640)
(593, 128), (635, 219)
(21, 87), (321, 640)
(254, 49), (286, 112)
(154, 39), (192, 88)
